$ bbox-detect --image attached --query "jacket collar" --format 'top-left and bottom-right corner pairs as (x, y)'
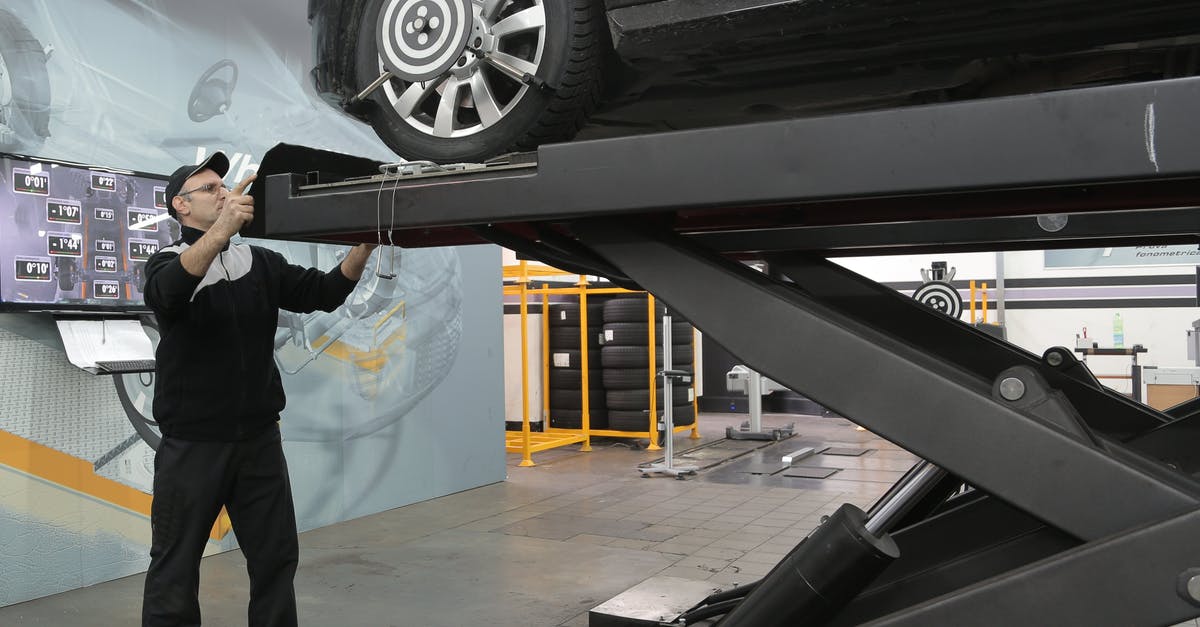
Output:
(180, 225), (230, 251)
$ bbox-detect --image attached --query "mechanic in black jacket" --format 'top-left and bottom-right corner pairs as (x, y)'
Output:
(140, 152), (375, 627)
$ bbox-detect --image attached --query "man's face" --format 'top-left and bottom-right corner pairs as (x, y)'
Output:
(172, 168), (227, 229)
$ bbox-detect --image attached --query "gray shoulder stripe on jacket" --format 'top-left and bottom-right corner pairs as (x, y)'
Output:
(191, 243), (254, 302)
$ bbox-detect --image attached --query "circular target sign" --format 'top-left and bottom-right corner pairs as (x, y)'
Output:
(913, 280), (963, 318)
(376, 0), (474, 83)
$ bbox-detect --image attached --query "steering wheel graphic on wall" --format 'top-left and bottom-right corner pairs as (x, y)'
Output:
(188, 59), (238, 122)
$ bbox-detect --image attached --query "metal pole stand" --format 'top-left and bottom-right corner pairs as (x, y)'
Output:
(725, 366), (796, 440)
(639, 312), (699, 479)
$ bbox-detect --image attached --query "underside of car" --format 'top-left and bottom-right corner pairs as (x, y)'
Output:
(308, 0), (1200, 161)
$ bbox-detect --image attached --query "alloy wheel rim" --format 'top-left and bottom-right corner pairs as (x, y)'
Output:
(377, 0), (547, 140)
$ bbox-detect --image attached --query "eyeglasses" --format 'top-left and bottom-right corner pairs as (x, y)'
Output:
(177, 182), (229, 197)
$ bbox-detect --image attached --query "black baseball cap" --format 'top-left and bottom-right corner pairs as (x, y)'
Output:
(164, 152), (230, 219)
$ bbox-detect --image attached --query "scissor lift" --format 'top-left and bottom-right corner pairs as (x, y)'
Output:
(246, 77), (1200, 625)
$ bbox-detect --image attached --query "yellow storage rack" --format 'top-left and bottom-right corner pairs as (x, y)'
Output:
(503, 261), (699, 466)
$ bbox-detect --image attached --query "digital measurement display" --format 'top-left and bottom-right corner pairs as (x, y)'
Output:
(127, 208), (159, 231)
(13, 168), (49, 195)
(94, 256), (118, 273)
(47, 199), (82, 224)
(14, 256), (52, 282)
(47, 233), (83, 257)
(128, 238), (159, 261)
(90, 172), (117, 192)
(93, 280), (120, 299)
(0, 153), (171, 309)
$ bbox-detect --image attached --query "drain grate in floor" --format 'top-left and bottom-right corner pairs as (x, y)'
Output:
(783, 467), (840, 479)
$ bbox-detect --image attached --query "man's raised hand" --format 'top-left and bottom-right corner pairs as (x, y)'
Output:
(213, 173), (257, 238)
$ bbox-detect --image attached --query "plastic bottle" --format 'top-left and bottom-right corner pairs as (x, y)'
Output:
(1113, 313), (1124, 348)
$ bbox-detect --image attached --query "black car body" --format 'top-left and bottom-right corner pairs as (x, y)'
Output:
(309, 0), (1200, 162)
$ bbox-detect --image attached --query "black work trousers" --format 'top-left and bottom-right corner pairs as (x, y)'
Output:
(142, 424), (298, 627)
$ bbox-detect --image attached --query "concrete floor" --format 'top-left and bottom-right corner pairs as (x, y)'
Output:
(0, 413), (931, 626)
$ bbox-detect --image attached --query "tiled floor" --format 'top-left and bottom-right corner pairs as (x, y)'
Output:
(0, 411), (912, 626)
(10, 411), (1189, 626)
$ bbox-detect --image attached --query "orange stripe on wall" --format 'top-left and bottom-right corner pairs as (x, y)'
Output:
(0, 429), (232, 541)
(0, 428), (152, 515)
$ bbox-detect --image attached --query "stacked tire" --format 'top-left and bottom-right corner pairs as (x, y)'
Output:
(600, 297), (697, 432)
(547, 302), (607, 429)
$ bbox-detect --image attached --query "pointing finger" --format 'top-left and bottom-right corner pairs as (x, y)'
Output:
(232, 173), (257, 195)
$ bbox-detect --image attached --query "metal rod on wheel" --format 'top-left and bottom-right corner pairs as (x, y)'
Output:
(350, 71), (393, 104)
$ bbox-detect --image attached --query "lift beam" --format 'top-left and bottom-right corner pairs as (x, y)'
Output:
(248, 76), (1200, 625)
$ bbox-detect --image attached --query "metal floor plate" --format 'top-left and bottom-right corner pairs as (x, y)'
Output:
(783, 467), (840, 479)
(824, 447), (870, 456)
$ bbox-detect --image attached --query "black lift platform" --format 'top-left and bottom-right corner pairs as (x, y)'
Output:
(248, 77), (1200, 626)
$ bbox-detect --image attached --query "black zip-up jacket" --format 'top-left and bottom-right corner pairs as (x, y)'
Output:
(143, 226), (357, 440)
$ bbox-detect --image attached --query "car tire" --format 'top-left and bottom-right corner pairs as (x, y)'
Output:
(351, 0), (606, 162)
(549, 388), (605, 410)
(602, 297), (664, 323)
(548, 325), (601, 349)
(547, 367), (601, 388)
(548, 301), (605, 327)
(600, 344), (693, 369)
(601, 322), (693, 346)
(0, 9), (51, 151)
(601, 367), (652, 390)
(549, 348), (601, 369)
(548, 408), (607, 429)
(606, 387), (691, 410)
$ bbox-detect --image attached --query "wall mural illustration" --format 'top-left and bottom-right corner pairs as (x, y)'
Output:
(0, 0), (504, 608)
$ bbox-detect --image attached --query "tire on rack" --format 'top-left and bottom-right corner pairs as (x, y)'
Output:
(549, 388), (606, 410)
(547, 368), (602, 389)
(548, 408), (607, 429)
(549, 348), (601, 369)
(608, 405), (694, 431)
(605, 386), (691, 410)
(351, 0), (607, 163)
(548, 302), (606, 327)
(670, 404), (696, 426)
(602, 365), (694, 389)
(600, 345), (693, 369)
(602, 367), (653, 390)
(548, 325), (601, 349)
(602, 297), (665, 323)
(601, 322), (693, 346)
(607, 409), (653, 432)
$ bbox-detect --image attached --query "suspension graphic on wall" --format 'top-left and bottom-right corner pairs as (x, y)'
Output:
(913, 261), (963, 319)
(0, 8), (53, 151)
(112, 242), (463, 448)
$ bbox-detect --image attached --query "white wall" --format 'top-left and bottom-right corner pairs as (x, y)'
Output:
(836, 249), (1199, 396)
(836, 252), (998, 284)
(503, 313), (545, 424)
